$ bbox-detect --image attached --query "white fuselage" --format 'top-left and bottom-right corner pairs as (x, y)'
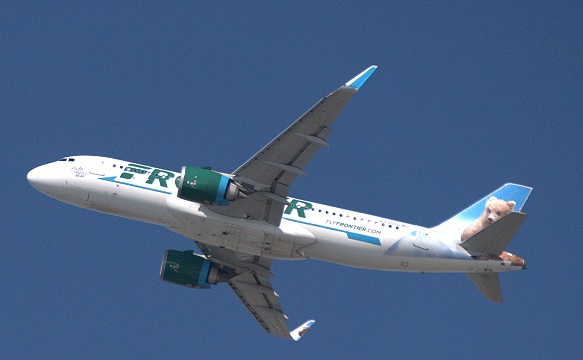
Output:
(27, 156), (523, 274)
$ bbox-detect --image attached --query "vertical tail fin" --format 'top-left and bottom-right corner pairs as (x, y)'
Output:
(432, 183), (532, 238)
(438, 184), (532, 304)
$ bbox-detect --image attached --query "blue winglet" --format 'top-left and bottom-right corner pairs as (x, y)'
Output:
(345, 65), (378, 89)
(290, 320), (316, 341)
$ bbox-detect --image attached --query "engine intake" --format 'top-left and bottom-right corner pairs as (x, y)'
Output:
(159, 249), (219, 289)
(177, 166), (245, 205)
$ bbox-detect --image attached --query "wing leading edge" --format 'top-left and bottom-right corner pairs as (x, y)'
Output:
(210, 66), (378, 226)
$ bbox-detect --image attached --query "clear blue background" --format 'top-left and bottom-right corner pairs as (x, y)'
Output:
(2, 2), (581, 358)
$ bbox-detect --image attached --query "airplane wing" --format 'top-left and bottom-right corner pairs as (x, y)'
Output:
(210, 66), (377, 226)
(196, 242), (314, 340)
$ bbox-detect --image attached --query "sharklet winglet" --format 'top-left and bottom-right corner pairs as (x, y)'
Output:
(290, 319), (316, 341)
(345, 65), (378, 89)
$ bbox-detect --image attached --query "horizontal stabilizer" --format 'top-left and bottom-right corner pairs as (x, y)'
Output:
(290, 320), (316, 341)
(460, 212), (527, 255)
(467, 273), (503, 303)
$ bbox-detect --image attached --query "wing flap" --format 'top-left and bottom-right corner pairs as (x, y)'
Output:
(233, 84), (356, 184)
(228, 271), (292, 339)
(196, 243), (311, 339)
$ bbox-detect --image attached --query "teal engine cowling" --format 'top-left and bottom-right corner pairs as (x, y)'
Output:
(159, 249), (220, 289)
(177, 166), (246, 206)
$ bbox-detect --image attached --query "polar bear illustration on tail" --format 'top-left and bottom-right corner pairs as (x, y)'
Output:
(461, 196), (515, 241)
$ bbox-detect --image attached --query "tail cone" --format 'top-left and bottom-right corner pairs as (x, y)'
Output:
(500, 251), (526, 267)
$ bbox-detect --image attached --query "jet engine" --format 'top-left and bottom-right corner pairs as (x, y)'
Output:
(159, 249), (220, 289)
(177, 166), (246, 206)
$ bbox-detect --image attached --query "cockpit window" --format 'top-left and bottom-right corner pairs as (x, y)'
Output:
(59, 158), (67, 161)
(58, 157), (76, 162)
(68, 158), (75, 162)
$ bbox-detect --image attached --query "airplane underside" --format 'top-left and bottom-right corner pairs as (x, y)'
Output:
(27, 66), (531, 339)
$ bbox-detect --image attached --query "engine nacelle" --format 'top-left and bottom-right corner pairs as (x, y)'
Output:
(159, 249), (220, 289)
(177, 166), (244, 206)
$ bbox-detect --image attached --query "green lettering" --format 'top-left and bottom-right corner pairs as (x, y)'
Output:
(284, 199), (313, 218)
(121, 164), (151, 179)
(146, 169), (175, 188)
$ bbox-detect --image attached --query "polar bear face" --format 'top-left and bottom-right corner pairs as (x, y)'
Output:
(484, 197), (516, 223)
(460, 196), (517, 241)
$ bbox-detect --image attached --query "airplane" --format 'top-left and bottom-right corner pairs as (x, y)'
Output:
(27, 65), (532, 341)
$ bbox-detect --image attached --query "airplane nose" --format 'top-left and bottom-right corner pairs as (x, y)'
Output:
(27, 166), (43, 191)
(27, 164), (63, 196)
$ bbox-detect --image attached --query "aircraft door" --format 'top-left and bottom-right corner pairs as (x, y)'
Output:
(414, 230), (430, 250)
(89, 159), (107, 176)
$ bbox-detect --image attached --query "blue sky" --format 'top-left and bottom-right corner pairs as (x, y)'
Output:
(2, 2), (581, 358)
